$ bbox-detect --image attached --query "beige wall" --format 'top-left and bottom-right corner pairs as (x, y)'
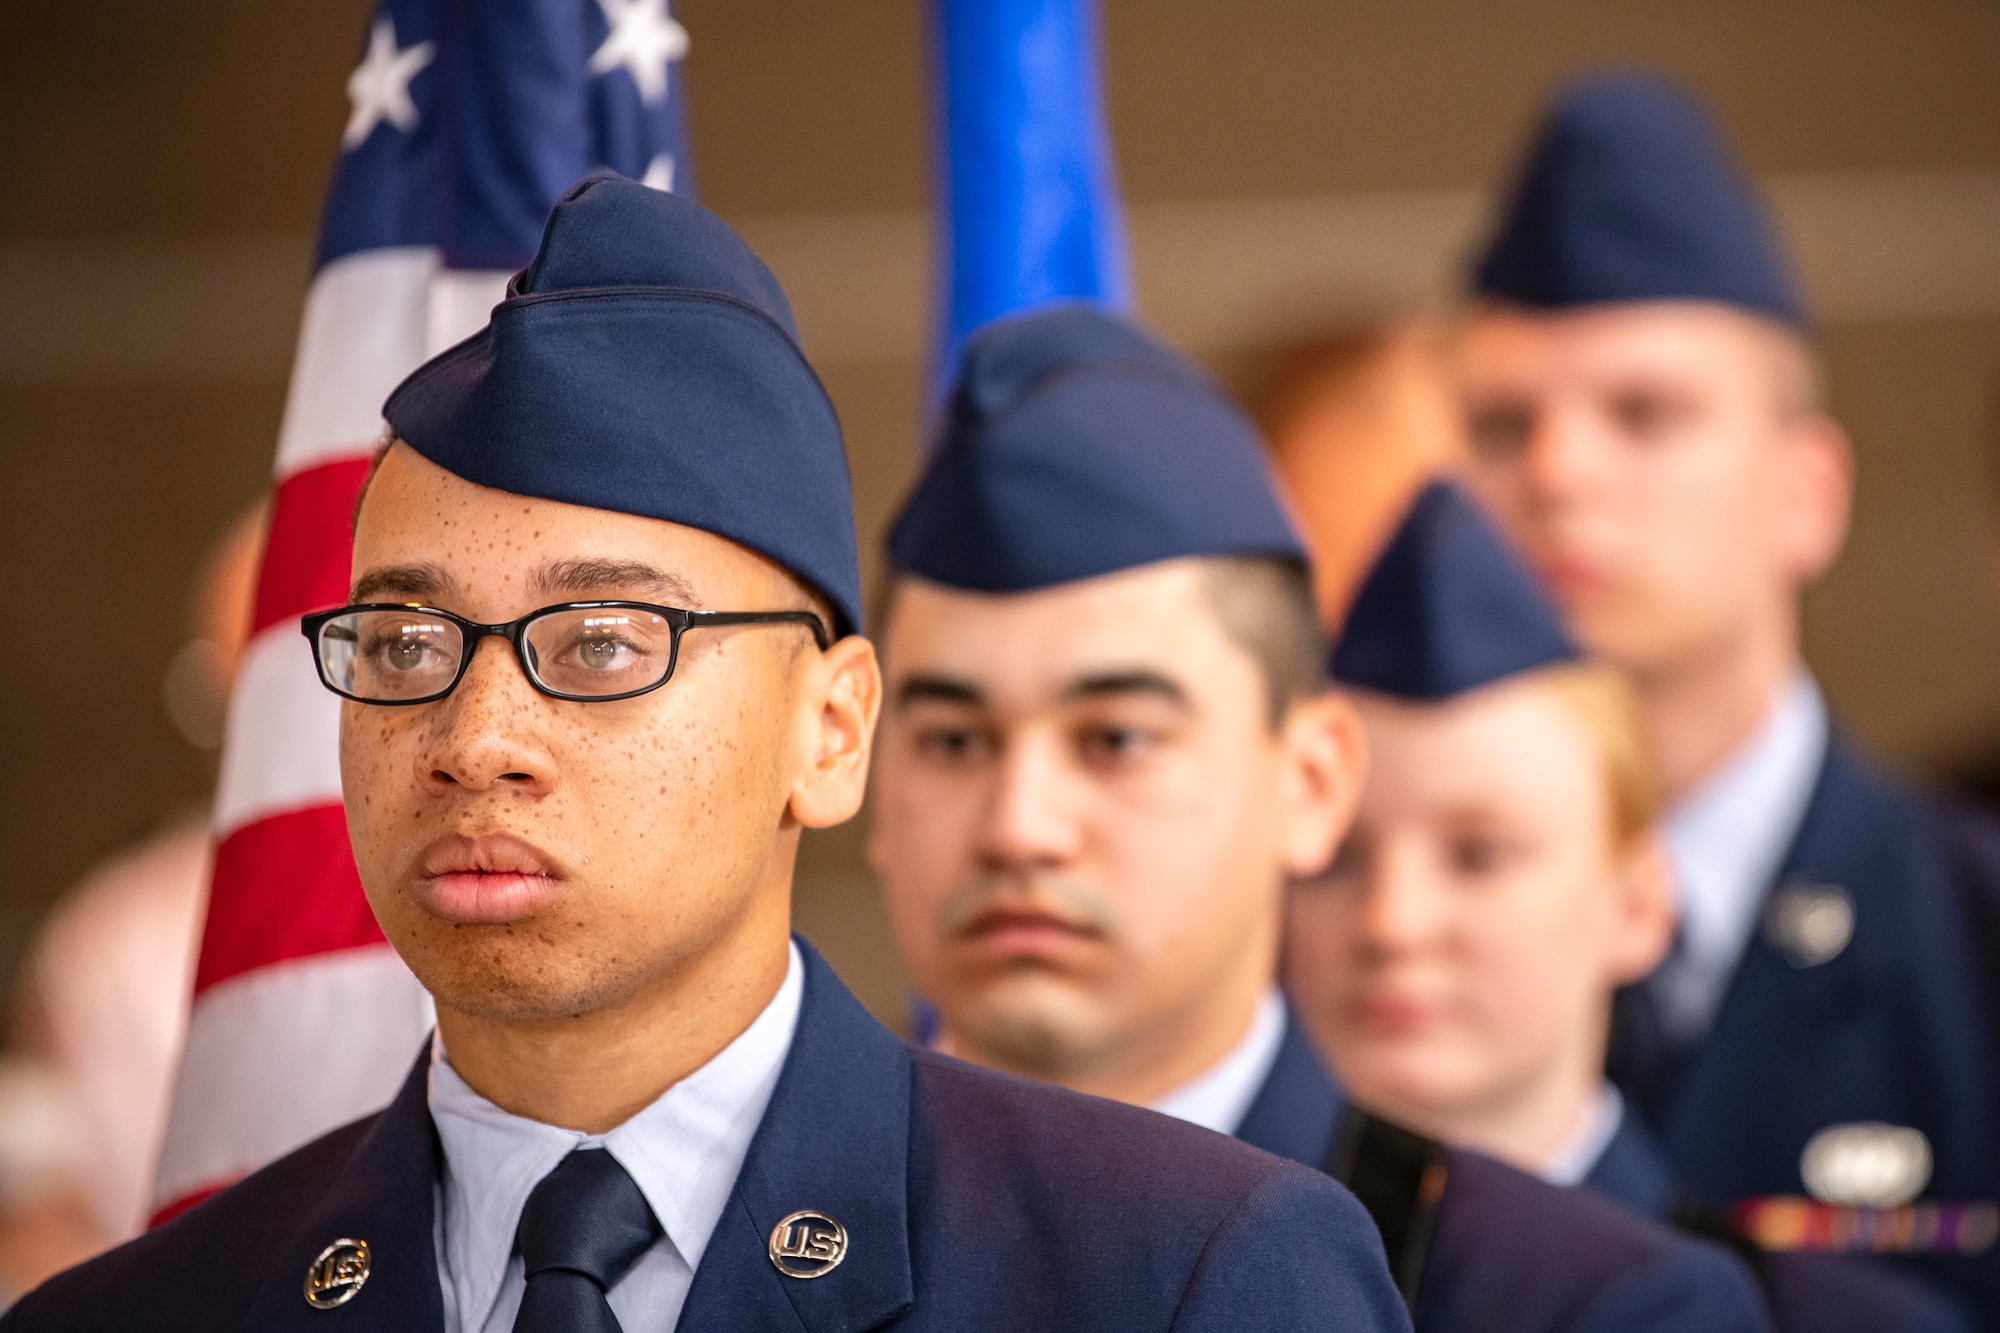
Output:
(1, 0), (1995, 1021)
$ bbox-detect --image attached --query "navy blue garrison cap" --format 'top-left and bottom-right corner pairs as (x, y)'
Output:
(1332, 479), (1578, 700)
(1472, 73), (1805, 326)
(383, 175), (861, 635)
(887, 304), (1306, 592)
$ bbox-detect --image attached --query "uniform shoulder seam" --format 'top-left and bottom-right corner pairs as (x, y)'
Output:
(1163, 1161), (1296, 1331)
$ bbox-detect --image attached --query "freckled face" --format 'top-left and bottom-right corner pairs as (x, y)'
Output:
(341, 444), (819, 1022)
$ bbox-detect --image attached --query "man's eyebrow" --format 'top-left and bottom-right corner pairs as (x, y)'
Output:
(534, 558), (702, 606)
(351, 562), (459, 604)
(895, 676), (987, 710)
(1063, 670), (1192, 709)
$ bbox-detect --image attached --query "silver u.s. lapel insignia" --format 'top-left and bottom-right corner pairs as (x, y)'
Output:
(768, 1210), (848, 1278)
(1801, 1122), (1933, 1207)
(1763, 879), (1855, 968)
(303, 1238), (372, 1309)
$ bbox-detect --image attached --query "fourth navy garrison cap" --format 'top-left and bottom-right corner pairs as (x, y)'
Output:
(1471, 73), (1806, 327)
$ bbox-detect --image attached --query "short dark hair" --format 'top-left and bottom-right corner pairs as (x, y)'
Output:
(1197, 556), (1327, 727)
(877, 556), (1325, 730)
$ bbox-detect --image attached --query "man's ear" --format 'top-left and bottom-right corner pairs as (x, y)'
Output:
(789, 635), (883, 829)
(1779, 412), (1853, 587)
(1276, 690), (1369, 878)
(1606, 830), (1676, 986)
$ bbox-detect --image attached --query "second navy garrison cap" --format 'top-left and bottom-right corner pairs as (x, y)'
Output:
(888, 304), (1306, 591)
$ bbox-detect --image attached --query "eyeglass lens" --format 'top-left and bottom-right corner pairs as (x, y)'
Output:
(526, 607), (675, 696)
(315, 607), (679, 702)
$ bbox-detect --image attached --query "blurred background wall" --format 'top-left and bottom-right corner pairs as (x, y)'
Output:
(1, 0), (1996, 1025)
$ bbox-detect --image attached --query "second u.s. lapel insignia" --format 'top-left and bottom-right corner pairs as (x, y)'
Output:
(768, 1210), (848, 1278)
(303, 1238), (371, 1309)
(1763, 879), (1855, 968)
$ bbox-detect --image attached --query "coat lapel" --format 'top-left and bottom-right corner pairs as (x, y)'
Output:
(1232, 1008), (1344, 1169)
(237, 1046), (447, 1332)
(225, 946), (920, 1333)
(1660, 736), (1999, 1197)
(676, 939), (915, 1333)
(1582, 1106), (1677, 1219)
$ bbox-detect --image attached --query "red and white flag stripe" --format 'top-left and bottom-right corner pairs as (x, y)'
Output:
(152, 250), (507, 1220)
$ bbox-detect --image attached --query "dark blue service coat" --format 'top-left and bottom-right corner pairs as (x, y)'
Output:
(1237, 1013), (1773, 1333)
(1613, 736), (2000, 1323)
(1588, 1097), (1973, 1332)
(4, 943), (1409, 1332)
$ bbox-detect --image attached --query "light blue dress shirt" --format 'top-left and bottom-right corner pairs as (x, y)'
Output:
(427, 942), (803, 1333)
(1654, 670), (1829, 1045)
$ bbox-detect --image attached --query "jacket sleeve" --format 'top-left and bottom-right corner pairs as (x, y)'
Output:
(1168, 1164), (1414, 1333)
(1566, 1238), (1773, 1333)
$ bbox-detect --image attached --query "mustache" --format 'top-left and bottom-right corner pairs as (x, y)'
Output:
(935, 872), (1120, 939)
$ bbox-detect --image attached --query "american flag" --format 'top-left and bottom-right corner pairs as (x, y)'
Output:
(153, 0), (694, 1222)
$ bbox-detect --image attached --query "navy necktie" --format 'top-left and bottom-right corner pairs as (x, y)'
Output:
(513, 1148), (662, 1333)
(1608, 929), (1696, 1122)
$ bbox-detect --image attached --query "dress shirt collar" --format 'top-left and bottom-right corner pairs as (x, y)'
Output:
(1148, 986), (1288, 1136)
(1540, 1081), (1626, 1187)
(1656, 668), (1828, 1040)
(428, 940), (803, 1333)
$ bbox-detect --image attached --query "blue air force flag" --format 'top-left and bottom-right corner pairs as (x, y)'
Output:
(927, 0), (1132, 401)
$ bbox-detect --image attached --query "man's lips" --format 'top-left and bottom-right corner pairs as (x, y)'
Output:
(956, 907), (1102, 957)
(411, 834), (563, 924)
(1350, 991), (1447, 1036)
(1534, 550), (1613, 600)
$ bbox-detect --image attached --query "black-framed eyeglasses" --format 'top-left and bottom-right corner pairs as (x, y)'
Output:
(300, 601), (830, 705)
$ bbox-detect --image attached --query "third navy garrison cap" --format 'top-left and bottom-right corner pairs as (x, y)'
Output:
(383, 175), (861, 635)
(887, 304), (1306, 591)
(1332, 479), (1577, 700)
(1471, 74), (1805, 327)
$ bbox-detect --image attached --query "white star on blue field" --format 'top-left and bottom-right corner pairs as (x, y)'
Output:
(589, 0), (689, 107)
(342, 15), (436, 149)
